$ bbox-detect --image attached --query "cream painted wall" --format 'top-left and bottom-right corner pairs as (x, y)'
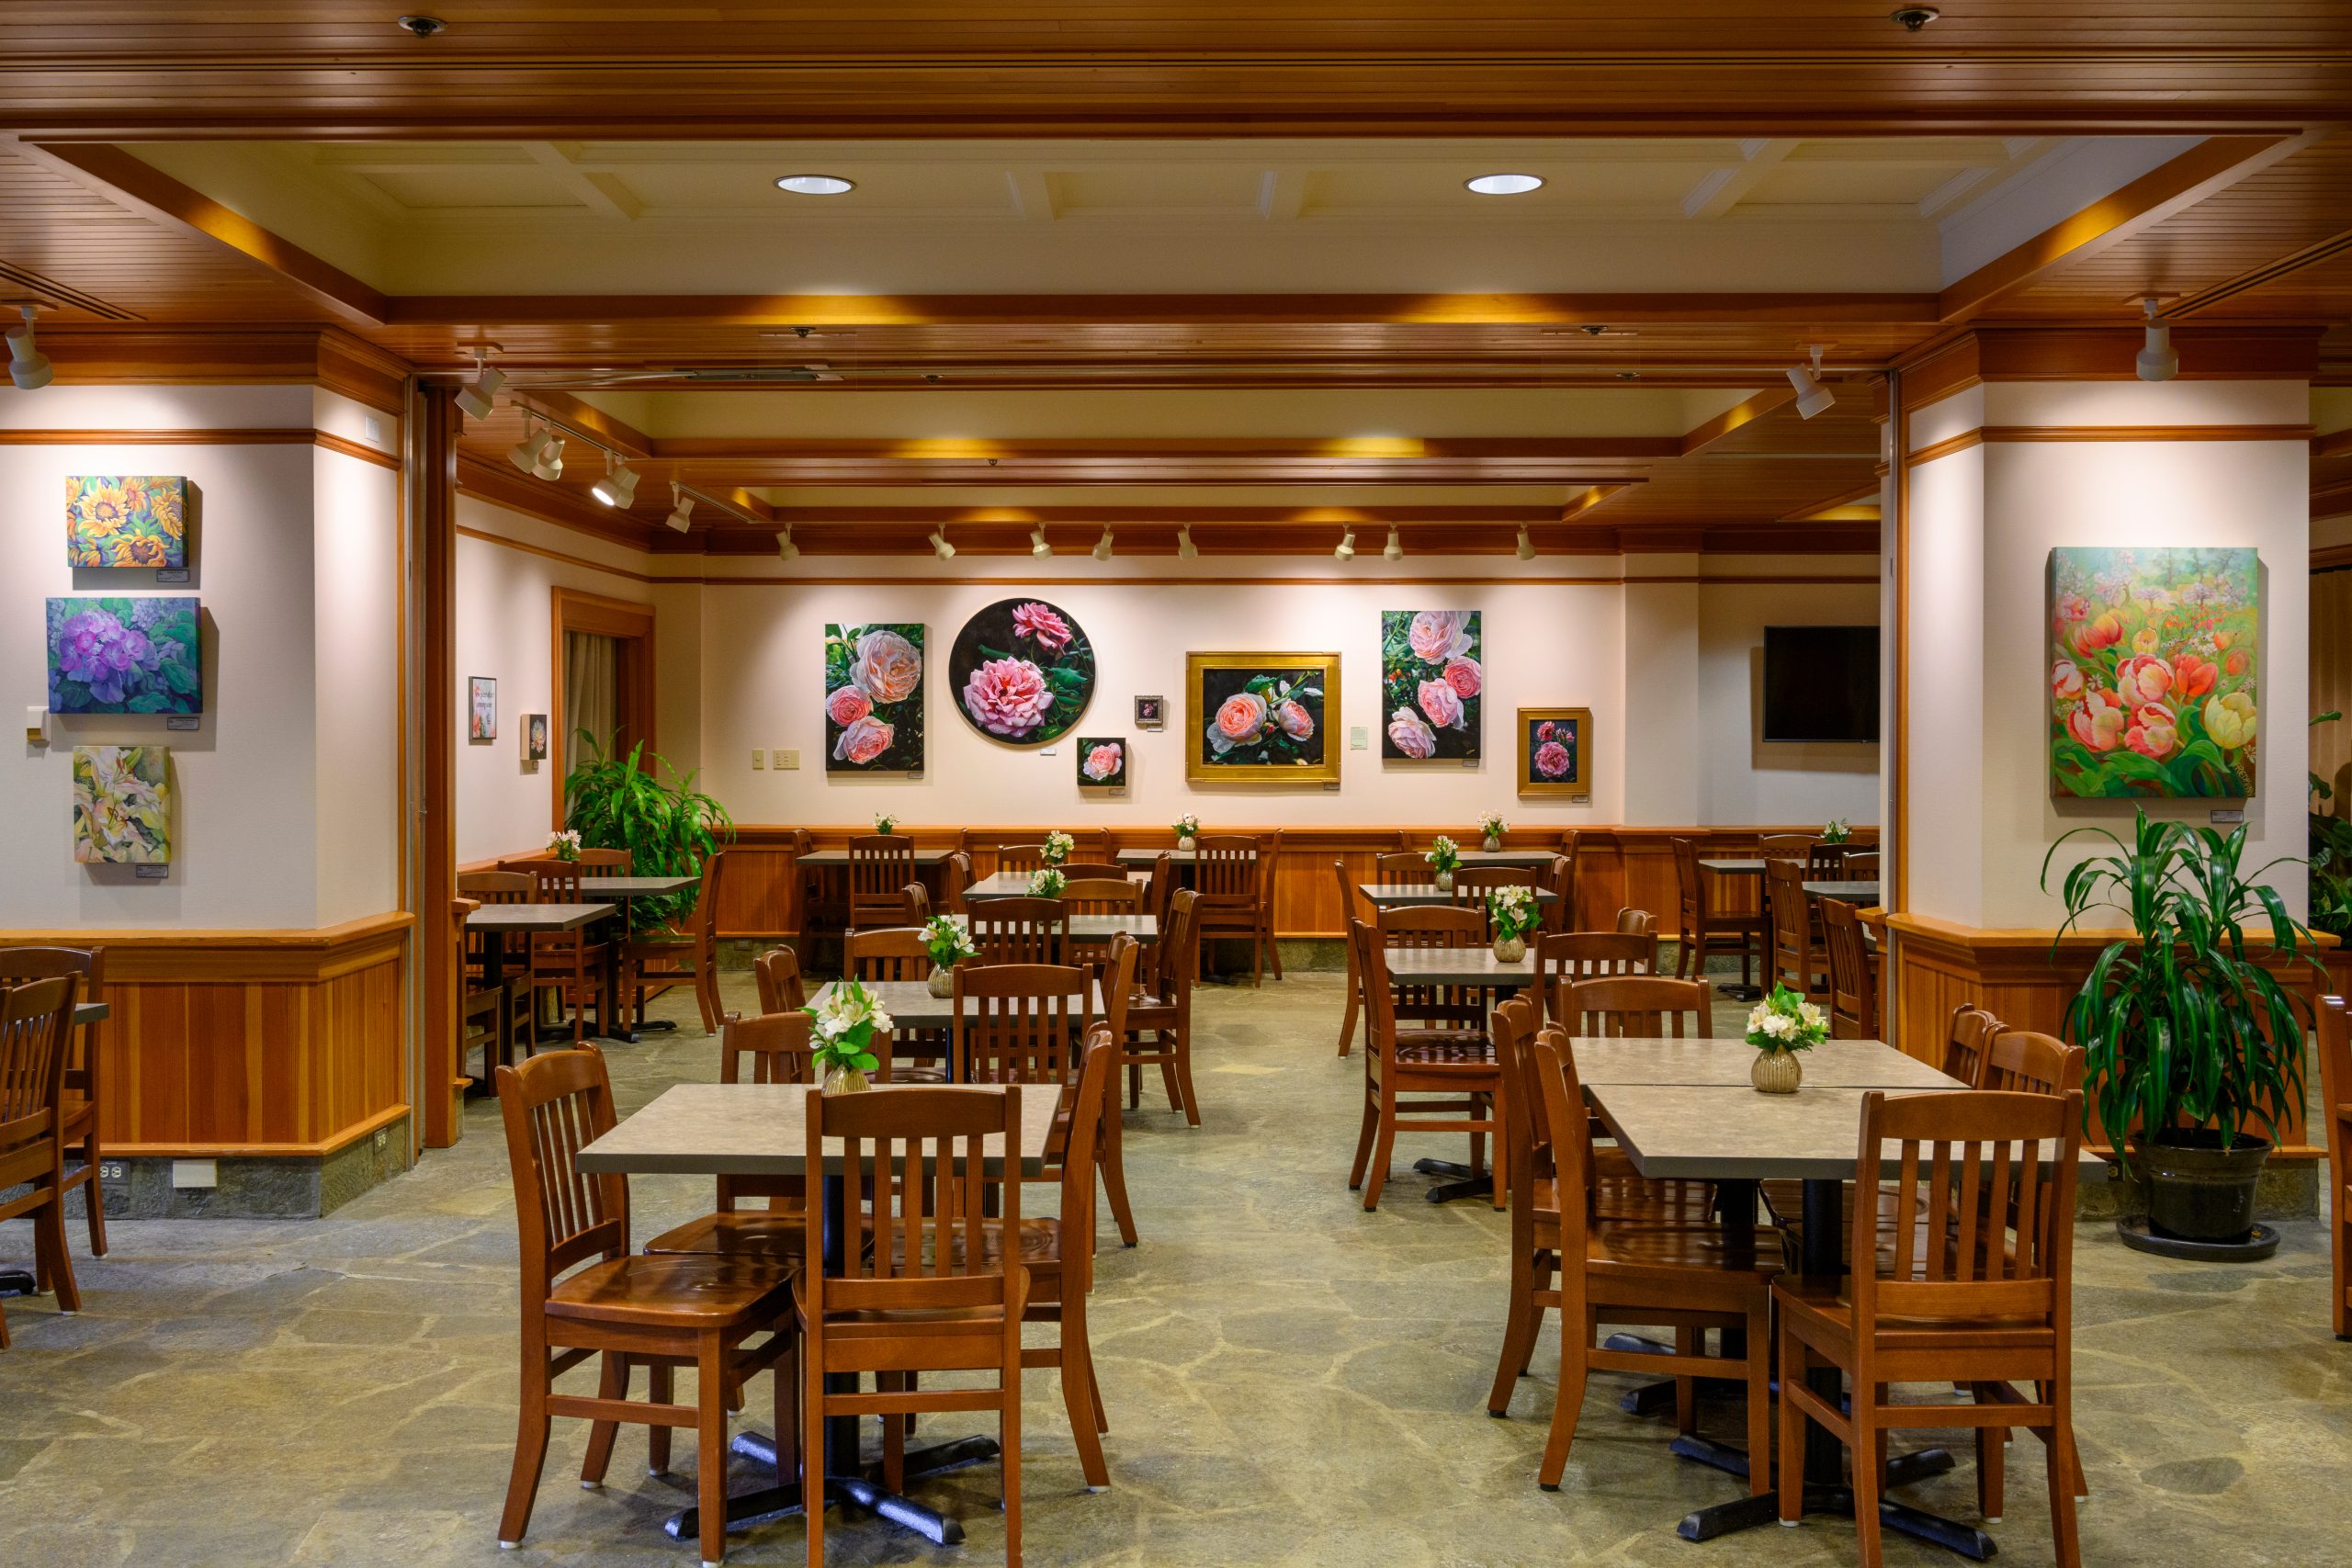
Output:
(1696, 579), (1883, 826)
(1619, 567), (1702, 824)
(311, 400), (402, 924)
(1905, 442), (1993, 927)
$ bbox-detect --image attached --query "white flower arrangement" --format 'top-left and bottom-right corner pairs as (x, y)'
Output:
(873, 811), (899, 835)
(1425, 834), (1461, 874)
(1822, 818), (1851, 845)
(1745, 983), (1827, 1054)
(1477, 812), (1510, 840)
(811, 976), (892, 1076)
(546, 829), (582, 863)
(923, 913), (976, 969)
(1029, 866), (1068, 898)
(1042, 829), (1075, 865)
(1487, 884), (1540, 942)
(1172, 812), (1201, 839)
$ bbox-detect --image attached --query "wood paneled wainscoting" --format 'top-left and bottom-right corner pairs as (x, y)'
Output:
(0, 913), (413, 1219)
(698, 824), (1879, 944)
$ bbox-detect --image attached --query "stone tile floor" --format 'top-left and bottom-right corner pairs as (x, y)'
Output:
(1, 966), (2345, 1566)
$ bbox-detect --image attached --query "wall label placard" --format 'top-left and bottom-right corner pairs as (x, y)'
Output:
(165, 716), (200, 731)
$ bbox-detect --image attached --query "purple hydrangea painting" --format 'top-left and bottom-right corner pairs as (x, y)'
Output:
(46, 596), (203, 715)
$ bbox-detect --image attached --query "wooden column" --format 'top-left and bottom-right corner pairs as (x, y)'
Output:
(418, 385), (462, 1148)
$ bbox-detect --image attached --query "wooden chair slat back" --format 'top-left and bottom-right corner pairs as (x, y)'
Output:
(1374, 904), (1487, 1032)
(719, 1010), (821, 1086)
(1191, 835), (1258, 901)
(1454, 864), (1540, 893)
(997, 842), (1048, 876)
(899, 880), (932, 924)
(1153, 890), (1202, 1016)
(968, 897), (1068, 965)
(1140, 853), (1173, 931)
(1376, 902), (1483, 949)
(1534, 931), (1654, 1022)
(944, 850), (974, 911)
(1490, 996), (1548, 1195)
(1941, 1005), (2003, 1089)
(1530, 1030), (1599, 1236)
(1098, 936), (1140, 1043)
(458, 871), (534, 902)
(1820, 897), (1877, 1039)
(1060, 877), (1142, 916)
(752, 946), (808, 1013)
(1859, 1089), (2081, 1327)
(509, 857), (583, 901)
(1060, 1025), (1119, 1292)
(1758, 834), (1812, 862)
(1980, 1030), (2085, 1097)
(954, 964), (1090, 1086)
(575, 847), (632, 873)
(1053, 861), (1125, 879)
(495, 1046), (627, 1297)
(0, 948), (100, 1097)
(1805, 840), (1849, 880)
(1543, 851), (1579, 933)
(806, 1084), (1021, 1314)
(1563, 975), (1713, 1039)
(848, 926), (932, 982)
(1671, 838), (1707, 934)
(0, 976), (75, 1142)
(1844, 850), (1881, 878)
(847, 834), (918, 922)
(1766, 856), (1815, 986)
(1374, 850), (1434, 884)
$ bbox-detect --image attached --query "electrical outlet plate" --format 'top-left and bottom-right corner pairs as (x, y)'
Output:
(776, 749), (800, 770)
(98, 1162), (124, 1181)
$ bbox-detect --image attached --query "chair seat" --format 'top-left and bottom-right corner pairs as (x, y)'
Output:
(642, 1210), (806, 1263)
(1772, 1273), (2059, 1351)
(1589, 1220), (1782, 1282)
(546, 1253), (796, 1328)
(1394, 1036), (1498, 1068)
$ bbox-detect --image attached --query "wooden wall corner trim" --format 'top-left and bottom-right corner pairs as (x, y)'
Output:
(314, 429), (401, 470)
(107, 1102), (413, 1162)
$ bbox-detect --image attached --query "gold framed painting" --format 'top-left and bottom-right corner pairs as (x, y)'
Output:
(1516, 706), (1592, 797)
(1185, 651), (1341, 784)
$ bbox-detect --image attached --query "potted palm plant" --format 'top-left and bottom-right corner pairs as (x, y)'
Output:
(2043, 808), (2314, 1253)
(562, 732), (732, 934)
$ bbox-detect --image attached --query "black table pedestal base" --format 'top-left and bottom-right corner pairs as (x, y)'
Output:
(0, 1270), (36, 1298)
(1412, 1156), (1496, 1204)
(662, 1428), (1001, 1550)
(1674, 1447), (1987, 1557)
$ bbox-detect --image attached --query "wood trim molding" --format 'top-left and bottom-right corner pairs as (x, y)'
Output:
(0, 426), (313, 446)
(689, 570), (1883, 589)
(1984, 423), (2314, 445)
(0, 910), (413, 981)
(455, 522), (653, 584)
(313, 429), (401, 470)
(2312, 543), (2352, 571)
(419, 386), (460, 1149)
(119, 1103), (411, 1162)
(1905, 430), (1984, 467)
(1900, 326), (2324, 400)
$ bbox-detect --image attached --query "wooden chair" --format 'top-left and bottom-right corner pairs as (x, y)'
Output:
(1060, 877), (1142, 916)
(847, 928), (951, 1081)
(1559, 975), (1713, 1038)
(1845, 850), (1882, 879)
(640, 1012), (824, 1269)
(1374, 849), (1435, 884)
(1380, 902), (1495, 1043)
(968, 897), (1067, 966)
(953, 964), (1091, 1090)
(798, 1084), (1030, 1568)
(1334, 860), (1377, 1055)
(2323, 996), (2352, 1339)
(899, 881), (933, 924)
(1192, 833), (1272, 985)
(1452, 864), (1541, 936)
(509, 856), (615, 1044)
(1531, 931), (1653, 1025)
(1671, 838), (1758, 991)
(622, 851), (726, 1035)
(1766, 856), (1831, 998)
(1775, 1089), (2085, 1566)
(1125, 889), (1203, 1129)
(1805, 840), (1850, 879)
(1053, 861), (1125, 880)
(1526, 1029), (1779, 1491)
(996, 841), (1055, 876)
(0, 976), (80, 1347)
(846, 834), (917, 931)
(1541, 847), (1580, 935)
(459, 871), (539, 1061)
(1757, 833), (1813, 863)
(1614, 908), (1659, 971)
(1069, 938), (1138, 1247)
(1980, 1030), (2086, 1097)
(753, 947), (808, 1013)
(1942, 1004), (2004, 1089)
(0, 948), (106, 1266)
(1820, 896), (1879, 1039)
(1348, 915), (1502, 1212)
(493, 1046), (795, 1566)
(944, 851), (975, 913)
(1137, 852), (1173, 934)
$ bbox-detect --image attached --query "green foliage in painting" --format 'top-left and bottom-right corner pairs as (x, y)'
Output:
(1380, 610), (1481, 761)
(824, 622), (925, 771)
(73, 744), (171, 864)
(67, 475), (187, 570)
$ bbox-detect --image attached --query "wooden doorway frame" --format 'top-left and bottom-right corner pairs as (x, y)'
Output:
(549, 587), (658, 827)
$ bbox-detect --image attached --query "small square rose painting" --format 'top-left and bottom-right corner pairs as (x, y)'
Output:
(1381, 610), (1482, 761)
(2048, 547), (2257, 799)
(67, 475), (187, 570)
(1076, 737), (1127, 789)
(825, 623), (926, 772)
(46, 596), (202, 714)
(74, 744), (171, 864)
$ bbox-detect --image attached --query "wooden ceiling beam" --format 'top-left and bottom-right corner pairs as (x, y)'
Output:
(1677, 386), (1799, 456)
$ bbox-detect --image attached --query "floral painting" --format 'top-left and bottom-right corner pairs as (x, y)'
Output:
(1381, 610), (1482, 761)
(46, 596), (202, 714)
(1186, 652), (1341, 784)
(946, 599), (1094, 748)
(825, 623), (926, 772)
(74, 744), (171, 864)
(469, 676), (497, 740)
(67, 476), (187, 570)
(2049, 546), (2258, 799)
(1076, 737), (1127, 789)
(1517, 706), (1592, 796)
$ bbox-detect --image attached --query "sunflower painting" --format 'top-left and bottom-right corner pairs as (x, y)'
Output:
(74, 745), (172, 863)
(67, 476), (187, 570)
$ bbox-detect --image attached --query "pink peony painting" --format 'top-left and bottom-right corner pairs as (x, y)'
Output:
(824, 622), (925, 772)
(946, 598), (1095, 747)
(1381, 610), (1481, 761)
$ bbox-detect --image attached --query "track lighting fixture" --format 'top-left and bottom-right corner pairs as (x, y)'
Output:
(532, 433), (564, 481)
(663, 482), (695, 534)
(1333, 528), (1356, 563)
(775, 526), (800, 561)
(930, 529), (956, 561)
(1177, 525), (1198, 560)
(1382, 525), (1404, 563)
(6, 305), (52, 390)
(1516, 525), (1536, 561)
(1786, 345), (1835, 420)
(2135, 297), (2178, 383)
(455, 351), (504, 422)
(1092, 526), (1114, 563)
(1030, 526), (1053, 558)
(506, 416), (551, 474)
(589, 457), (639, 509)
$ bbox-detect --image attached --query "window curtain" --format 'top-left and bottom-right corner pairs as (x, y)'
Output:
(2314, 568), (2352, 815)
(563, 630), (620, 778)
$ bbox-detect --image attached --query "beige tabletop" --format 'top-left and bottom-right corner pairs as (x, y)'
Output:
(74, 1000), (108, 1026)
(1697, 858), (1770, 874)
(577, 874), (696, 897)
(1447, 848), (1562, 867)
(1566, 1036), (1960, 1089)
(1359, 883), (1558, 908)
(963, 870), (1147, 900)
(1114, 847), (1239, 867)
(1379, 946), (1536, 987)
(808, 976), (1107, 1032)
(577, 1082), (1057, 1178)
(797, 847), (956, 867)
(1804, 880), (1882, 904)
(464, 901), (614, 931)
(947, 910), (1159, 943)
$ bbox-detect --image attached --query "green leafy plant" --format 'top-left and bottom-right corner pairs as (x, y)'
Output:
(2309, 712), (2352, 939)
(2042, 807), (2313, 1158)
(562, 731), (732, 933)
(923, 914), (976, 970)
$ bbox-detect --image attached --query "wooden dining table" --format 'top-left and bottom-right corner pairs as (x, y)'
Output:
(576, 1081), (1057, 1551)
(1356, 882), (1560, 909)
(463, 901), (618, 1064)
(806, 976), (1109, 1039)
(1580, 1039), (2098, 1558)
(961, 869), (1147, 900)
(1803, 879), (1882, 905)
(576, 875), (698, 1037)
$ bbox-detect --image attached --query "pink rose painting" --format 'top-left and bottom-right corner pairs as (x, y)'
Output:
(1520, 709), (1588, 794)
(1077, 737), (1127, 788)
(1191, 655), (1332, 778)
(824, 622), (924, 772)
(1382, 609), (1482, 759)
(947, 598), (1095, 747)
(1533, 739), (1572, 779)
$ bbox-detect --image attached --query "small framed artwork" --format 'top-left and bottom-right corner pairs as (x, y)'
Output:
(67, 476), (188, 570)
(1134, 694), (1165, 729)
(524, 713), (548, 762)
(1186, 651), (1341, 784)
(1517, 706), (1592, 797)
(74, 744), (171, 864)
(1076, 737), (1127, 790)
(469, 676), (497, 741)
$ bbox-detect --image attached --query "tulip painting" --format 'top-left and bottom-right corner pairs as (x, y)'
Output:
(1380, 610), (1482, 761)
(1186, 651), (1341, 784)
(73, 744), (171, 864)
(66, 475), (187, 570)
(2048, 547), (2257, 798)
(46, 596), (202, 714)
(824, 622), (926, 772)
(945, 598), (1095, 748)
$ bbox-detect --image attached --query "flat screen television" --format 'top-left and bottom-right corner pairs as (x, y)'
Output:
(1761, 626), (1881, 743)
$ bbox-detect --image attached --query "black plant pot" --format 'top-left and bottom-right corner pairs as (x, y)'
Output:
(2136, 1129), (2271, 1242)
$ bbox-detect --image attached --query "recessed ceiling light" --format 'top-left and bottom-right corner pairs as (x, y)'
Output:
(1465, 174), (1544, 197)
(775, 175), (854, 196)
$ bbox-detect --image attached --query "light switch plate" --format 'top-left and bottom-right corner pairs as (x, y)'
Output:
(751, 749), (764, 769)
(1349, 726), (1368, 750)
(25, 705), (46, 744)
(776, 749), (800, 770)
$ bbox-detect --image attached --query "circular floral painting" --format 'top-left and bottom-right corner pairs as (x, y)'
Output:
(946, 598), (1096, 747)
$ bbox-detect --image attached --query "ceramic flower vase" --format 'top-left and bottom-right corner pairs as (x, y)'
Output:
(1750, 1051), (1803, 1095)
(823, 1064), (871, 1095)
(1483, 834), (1501, 853)
(1492, 933), (1526, 964)
(1433, 869), (1455, 893)
(1177, 835), (1196, 853)
(927, 965), (954, 998)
